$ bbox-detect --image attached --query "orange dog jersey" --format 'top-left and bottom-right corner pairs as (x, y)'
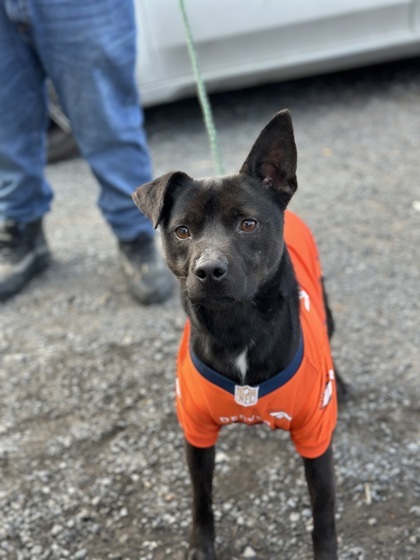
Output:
(176, 211), (337, 459)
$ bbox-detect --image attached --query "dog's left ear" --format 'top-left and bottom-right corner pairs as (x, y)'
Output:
(132, 171), (191, 228)
(240, 109), (297, 207)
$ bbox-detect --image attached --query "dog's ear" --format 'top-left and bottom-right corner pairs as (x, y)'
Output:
(132, 171), (191, 228)
(240, 109), (297, 207)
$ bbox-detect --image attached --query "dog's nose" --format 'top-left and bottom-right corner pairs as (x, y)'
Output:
(195, 258), (227, 283)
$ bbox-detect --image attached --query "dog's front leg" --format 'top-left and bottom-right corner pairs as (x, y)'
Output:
(185, 440), (216, 560)
(303, 444), (338, 560)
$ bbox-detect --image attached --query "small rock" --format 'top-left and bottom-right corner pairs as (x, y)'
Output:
(409, 505), (420, 517)
(289, 512), (300, 524)
(215, 451), (230, 463)
(409, 535), (417, 544)
(242, 545), (256, 558)
(51, 524), (63, 536)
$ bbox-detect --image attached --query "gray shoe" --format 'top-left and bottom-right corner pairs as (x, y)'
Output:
(118, 234), (174, 304)
(0, 219), (51, 301)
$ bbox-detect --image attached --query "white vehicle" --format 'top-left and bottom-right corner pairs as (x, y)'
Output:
(49, 0), (420, 160)
(135, 0), (420, 107)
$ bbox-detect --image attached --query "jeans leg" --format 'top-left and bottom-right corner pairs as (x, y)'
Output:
(30, 0), (154, 240)
(0, 0), (52, 223)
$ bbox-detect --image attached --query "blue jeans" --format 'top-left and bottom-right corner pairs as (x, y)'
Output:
(0, 0), (154, 240)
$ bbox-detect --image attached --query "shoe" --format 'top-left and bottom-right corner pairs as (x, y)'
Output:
(0, 218), (51, 301)
(118, 234), (174, 304)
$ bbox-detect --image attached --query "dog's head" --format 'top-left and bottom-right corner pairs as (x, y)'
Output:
(132, 110), (297, 310)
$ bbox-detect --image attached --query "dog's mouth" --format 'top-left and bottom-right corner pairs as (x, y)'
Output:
(188, 293), (237, 310)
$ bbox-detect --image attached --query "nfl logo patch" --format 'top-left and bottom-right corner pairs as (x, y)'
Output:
(234, 385), (259, 407)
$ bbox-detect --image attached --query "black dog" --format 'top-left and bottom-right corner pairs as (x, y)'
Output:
(133, 110), (345, 559)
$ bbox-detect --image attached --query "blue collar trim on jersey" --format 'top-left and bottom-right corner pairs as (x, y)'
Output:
(190, 330), (304, 397)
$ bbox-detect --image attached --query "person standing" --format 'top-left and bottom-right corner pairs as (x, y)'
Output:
(0, 0), (173, 304)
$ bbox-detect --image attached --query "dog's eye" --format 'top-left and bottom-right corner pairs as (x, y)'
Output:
(240, 219), (258, 233)
(175, 225), (191, 239)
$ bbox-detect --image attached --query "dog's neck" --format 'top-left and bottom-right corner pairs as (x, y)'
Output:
(185, 249), (301, 385)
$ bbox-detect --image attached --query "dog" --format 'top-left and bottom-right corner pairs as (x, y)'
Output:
(133, 110), (345, 559)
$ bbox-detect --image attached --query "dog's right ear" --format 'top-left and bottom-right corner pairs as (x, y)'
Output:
(132, 171), (191, 228)
(240, 109), (297, 207)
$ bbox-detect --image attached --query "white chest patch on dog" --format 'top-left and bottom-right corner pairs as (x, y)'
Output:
(233, 349), (248, 381)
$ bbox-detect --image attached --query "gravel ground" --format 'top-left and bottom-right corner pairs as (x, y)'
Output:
(1, 58), (420, 560)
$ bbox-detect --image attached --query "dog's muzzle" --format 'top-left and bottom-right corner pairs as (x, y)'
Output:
(186, 252), (238, 308)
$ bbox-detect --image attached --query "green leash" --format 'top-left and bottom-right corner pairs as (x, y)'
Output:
(178, 0), (224, 175)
